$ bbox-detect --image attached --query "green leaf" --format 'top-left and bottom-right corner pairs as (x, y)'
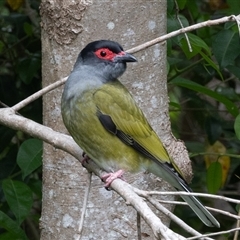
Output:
(207, 162), (222, 194)
(28, 179), (42, 198)
(167, 0), (175, 13)
(186, 141), (205, 154)
(17, 139), (42, 179)
(226, 65), (240, 79)
(180, 36), (201, 59)
(199, 51), (223, 80)
(236, 204), (240, 212)
(17, 57), (41, 84)
(234, 114), (240, 140)
(227, 0), (240, 14)
(2, 180), (33, 225)
(169, 101), (181, 109)
(0, 146), (18, 181)
(177, 0), (187, 9)
(205, 117), (222, 145)
(167, 14), (189, 33)
(180, 33), (211, 59)
(212, 30), (240, 68)
(0, 211), (28, 240)
(23, 22), (33, 36)
(170, 77), (239, 117)
(0, 40), (4, 53)
(0, 126), (15, 153)
(215, 86), (240, 101)
(0, 231), (26, 240)
(186, 1), (198, 19)
(167, 57), (183, 66)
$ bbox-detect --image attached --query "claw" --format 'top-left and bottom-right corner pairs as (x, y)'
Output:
(80, 155), (125, 190)
(81, 152), (90, 166)
(101, 170), (125, 189)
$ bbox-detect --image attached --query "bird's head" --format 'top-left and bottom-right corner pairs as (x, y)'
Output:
(75, 40), (137, 81)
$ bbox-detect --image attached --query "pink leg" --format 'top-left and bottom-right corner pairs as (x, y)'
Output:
(81, 153), (124, 188)
(81, 152), (90, 165)
(101, 170), (125, 188)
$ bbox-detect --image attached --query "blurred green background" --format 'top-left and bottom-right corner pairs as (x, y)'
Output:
(0, 0), (240, 239)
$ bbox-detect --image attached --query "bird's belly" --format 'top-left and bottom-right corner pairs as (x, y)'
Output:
(62, 95), (145, 173)
(79, 124), (145, 173)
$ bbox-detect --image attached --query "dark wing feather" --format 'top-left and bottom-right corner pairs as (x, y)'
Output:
(93, 81), (185, 179)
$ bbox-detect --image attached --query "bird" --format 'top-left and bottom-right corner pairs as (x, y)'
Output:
(61, 40), (220, 228)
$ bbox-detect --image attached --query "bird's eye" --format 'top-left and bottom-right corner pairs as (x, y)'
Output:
(100, 51), (106, 57)
(95, 48), (116, 60)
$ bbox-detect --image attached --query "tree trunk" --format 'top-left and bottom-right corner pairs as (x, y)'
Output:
(40, 0), (189, 239)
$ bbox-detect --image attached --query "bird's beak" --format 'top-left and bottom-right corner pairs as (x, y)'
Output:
(114, 51), (137, 63)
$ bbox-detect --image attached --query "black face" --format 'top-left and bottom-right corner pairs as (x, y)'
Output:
(75, 40), (137, 81)
(81, 40), (123, 57)
(80, 40), (124, 63)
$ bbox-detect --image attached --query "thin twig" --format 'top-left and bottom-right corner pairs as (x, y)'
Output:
(137, 211), (142, 240)
(7, 15), (239, 112)
(231, 15), (240, 38)
(233, 208), (240, 240)
(190, 152), (240, 159)
(144, 194), (213, 240)
(174, 0), (192, 52)
(0, 101), (10, 108)
(127, 15), (239, 54)
(1, 14), (240, 239)
(0, 108), (187, 239)
(187, 227), (240, 240)
(1, 108), (240, 239)
(77, 172), (92, 239)
(11, 77), (67, 112)
(82, 159), (186, 240)
(155, 199), (240, 221)
(132, 188), (240, 205)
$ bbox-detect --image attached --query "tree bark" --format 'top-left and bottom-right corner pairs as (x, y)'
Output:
(40, 0), (190, 239)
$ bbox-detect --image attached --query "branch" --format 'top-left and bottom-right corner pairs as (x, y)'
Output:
(0, 108), (185, 239)
(0, 108), (82, 159)
(174, 0), (192, 52)
(188, 227), (240, 240)
(134, 190), (240, 205)
(2, 108), (240, 239)
(12, 77), (67, 112)
(2, 14), (240, 239)
(152, 199), (239, 221)
(82, 159), (186, 240)
(1, 107), (226, 239)
(9, 14), (240, 111)
(76, 172), (92, 239)
(139, 192), (214, 240)
(234, 209), (240, 240)
(127, 14), (240, 54)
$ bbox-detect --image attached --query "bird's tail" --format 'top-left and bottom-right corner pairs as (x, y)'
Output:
(178, 181), (220, 228)
(147, 161), (220, 227)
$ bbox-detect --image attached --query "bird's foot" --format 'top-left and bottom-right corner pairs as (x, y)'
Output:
(101, 170), (125, 189)
(81, 152), (90, 166)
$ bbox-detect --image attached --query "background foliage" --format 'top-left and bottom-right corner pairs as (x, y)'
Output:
(0, 0), (41, 239)
(167, 0), (240, 236)
(0, 0), (239, 239)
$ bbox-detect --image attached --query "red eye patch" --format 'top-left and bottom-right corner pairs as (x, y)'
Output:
(95, 48), (117, 61)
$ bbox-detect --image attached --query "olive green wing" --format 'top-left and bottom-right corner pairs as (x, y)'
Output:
(93, 81), (173, 166)
(93, 81), (221, 228)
